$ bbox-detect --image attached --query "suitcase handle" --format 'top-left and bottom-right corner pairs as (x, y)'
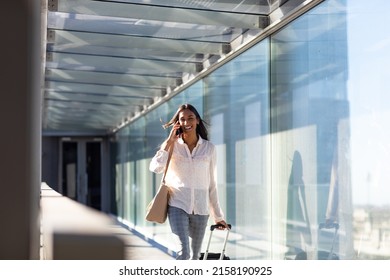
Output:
(203, 224), (232, 260)
(319, 222), (339, 230)
(210, 224), (232, 231)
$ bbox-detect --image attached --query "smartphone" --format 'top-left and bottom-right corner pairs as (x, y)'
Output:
(176, 127), (183, 135)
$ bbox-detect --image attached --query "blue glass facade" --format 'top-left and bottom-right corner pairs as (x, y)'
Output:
(111, 0), (390, 259)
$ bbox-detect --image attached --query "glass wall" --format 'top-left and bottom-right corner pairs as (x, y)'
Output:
(270, 0), (351, 259)
(204, 41), (270, 259)
(111, 0), (390, 259)
(346, 0), (390, 259)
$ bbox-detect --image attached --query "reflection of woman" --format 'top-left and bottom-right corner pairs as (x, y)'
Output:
(149, 104), (228, 260)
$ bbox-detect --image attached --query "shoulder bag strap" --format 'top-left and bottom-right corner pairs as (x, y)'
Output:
(161, 143), (173, 184)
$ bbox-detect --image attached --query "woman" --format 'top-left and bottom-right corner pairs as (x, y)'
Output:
(149, 104), (228, 260)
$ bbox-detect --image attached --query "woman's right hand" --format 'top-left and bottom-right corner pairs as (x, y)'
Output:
(169, 121), (181, 140)
(162, 121), (181, 151)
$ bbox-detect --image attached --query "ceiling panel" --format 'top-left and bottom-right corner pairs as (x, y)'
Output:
(42, 0), (301, 135)
(51, 0), (268, 28)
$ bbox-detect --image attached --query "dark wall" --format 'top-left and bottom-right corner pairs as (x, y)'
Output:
(42, 137), (60, 190)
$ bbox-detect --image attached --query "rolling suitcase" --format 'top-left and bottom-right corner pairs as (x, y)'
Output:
(295, 222), (339, 260)
(200, 224), (231, 260)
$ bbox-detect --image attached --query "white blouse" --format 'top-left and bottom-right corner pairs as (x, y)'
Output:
(149, 136), (224, 222)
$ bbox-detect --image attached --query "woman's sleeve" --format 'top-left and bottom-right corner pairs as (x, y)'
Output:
(208, 146), (225, 223)
(149, 149), (169, 174)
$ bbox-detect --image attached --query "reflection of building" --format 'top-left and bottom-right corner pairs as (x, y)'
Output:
(2, 0), (390, 260)
(354, 207), (390, 259)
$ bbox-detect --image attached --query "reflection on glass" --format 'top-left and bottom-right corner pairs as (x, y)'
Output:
(348, 0), (390, 260)
(271, 0), (352, 259)
(205, 41), (270, 259)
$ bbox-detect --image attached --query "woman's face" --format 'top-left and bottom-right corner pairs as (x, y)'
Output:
(178, 109), (199, 135)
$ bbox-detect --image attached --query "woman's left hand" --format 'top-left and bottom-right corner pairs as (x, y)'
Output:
(216, 220), (229, 230)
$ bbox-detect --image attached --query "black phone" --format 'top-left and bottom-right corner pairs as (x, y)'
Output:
(176, 127), (183, 135)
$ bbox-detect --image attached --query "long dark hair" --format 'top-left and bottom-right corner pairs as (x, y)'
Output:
(163, 104), (209, 140)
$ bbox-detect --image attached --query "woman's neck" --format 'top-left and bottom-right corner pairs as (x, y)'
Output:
(183, 133), (198, 146)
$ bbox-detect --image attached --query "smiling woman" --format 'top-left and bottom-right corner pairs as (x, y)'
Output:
(148, 103), (229, 260)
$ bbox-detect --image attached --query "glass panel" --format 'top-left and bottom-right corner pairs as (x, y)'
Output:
(55, 0), (262, 29)
(204, 41), (270, 259)
(270, 0), (390, 260)
(123, 161), (131, 221)
(115, 127), (130, 218)
(48, 11), (239, 43)
(50, 29), (224, 55)
(271, 0), (350, 260)
(347, 0), (390, 259)
(112, 0), (271, 14)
